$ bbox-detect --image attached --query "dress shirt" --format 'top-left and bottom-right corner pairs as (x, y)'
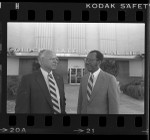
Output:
(40, 68), (61, 109)
(88, 68), (101, 88)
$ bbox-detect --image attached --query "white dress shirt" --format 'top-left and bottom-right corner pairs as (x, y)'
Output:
(40, 68), (61, 109)
(88, 68), (101, 88)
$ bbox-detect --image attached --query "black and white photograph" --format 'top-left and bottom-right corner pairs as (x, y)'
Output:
(0, 22), (1, 53)
(7, 23), (145, 114)
(0, 22), (1, 113)
(0, 65), (1, 113)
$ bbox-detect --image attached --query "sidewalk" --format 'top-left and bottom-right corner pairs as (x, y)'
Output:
(119, 92), (144, 114)
(7, 84), (144, 114)
(65, 85), (144, 114)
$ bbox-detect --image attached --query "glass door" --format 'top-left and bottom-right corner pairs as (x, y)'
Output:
(76, 68), (82, 83)
(70, 68), (83, 85)
(70, 68), (76, 84)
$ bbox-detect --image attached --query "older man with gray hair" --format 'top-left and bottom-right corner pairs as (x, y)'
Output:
(15, 50), (66, 114)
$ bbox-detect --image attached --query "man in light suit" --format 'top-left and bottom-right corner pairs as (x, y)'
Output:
(15, 50), (66, 114)
(77, 50), (119, 114)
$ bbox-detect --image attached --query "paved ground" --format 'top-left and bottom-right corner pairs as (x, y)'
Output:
(7, 84), (144, 114)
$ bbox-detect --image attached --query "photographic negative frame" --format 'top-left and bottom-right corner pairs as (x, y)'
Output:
(0, 1), (149, 136)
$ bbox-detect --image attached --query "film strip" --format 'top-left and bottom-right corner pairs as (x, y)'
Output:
(0, 2), (149, 135)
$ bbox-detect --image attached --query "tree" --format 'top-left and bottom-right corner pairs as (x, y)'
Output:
(100, 59), (119, 77)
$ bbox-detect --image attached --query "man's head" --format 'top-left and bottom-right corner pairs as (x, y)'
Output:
(38, 50), (59, 73)
(85, 50), (103, 73)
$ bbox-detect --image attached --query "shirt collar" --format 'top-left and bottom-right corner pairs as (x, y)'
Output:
(40, 67), (52, 76)
(90, 68), (101, 78)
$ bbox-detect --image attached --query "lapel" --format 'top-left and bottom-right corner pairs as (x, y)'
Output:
(35, 70), (53, 108)
(88, 70), (105, 103)
(83, 73), (90, 92)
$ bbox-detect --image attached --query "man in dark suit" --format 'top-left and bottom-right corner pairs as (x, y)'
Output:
(77, 50), (119, 114)
(15, 50), (66, 114)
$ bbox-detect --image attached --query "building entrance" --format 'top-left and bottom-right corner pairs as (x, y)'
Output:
(69, 68), (85, 85)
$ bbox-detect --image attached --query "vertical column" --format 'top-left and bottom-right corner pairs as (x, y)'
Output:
(67, 23), (86, 55)
(35, 23), (54, 52)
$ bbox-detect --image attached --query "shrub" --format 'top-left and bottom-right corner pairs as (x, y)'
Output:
(7, 76), (21, 98)
(101, 59), (119, 77)
(120, 79), (144, 100)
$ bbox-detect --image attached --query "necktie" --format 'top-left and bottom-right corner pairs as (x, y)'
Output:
(48, 73), (61, 114)
(87, 74), (94, 101)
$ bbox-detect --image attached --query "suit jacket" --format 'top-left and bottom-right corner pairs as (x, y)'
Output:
(77, 70), (119, 114)
(15, 69), (66, 114)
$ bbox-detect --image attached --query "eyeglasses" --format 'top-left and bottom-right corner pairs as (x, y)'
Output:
(48, 58), (59, 62)
(85, 58), (98, 63)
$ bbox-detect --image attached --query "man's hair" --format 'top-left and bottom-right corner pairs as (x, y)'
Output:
(89, 50), (104, 61)
(37, 50), (47, 65)
(38, 49), (47, 59)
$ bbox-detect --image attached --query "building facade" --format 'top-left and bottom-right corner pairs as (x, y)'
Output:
(7, 23), (145, 86)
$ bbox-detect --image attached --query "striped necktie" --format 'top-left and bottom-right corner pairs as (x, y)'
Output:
(87, 74), (94, 101)
(48, 73), (61, 114)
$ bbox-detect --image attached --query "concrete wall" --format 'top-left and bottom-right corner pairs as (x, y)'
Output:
(68, 58), (85, 68)
(129, 59), (144, 77)
(7, 57), (19, 76)
(7, 23), (145, 55)
(116, 60), (143, 86)
(7, 23), (35, 52)
(19, 58), (35, 76)
(7, 57), (144, 86)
